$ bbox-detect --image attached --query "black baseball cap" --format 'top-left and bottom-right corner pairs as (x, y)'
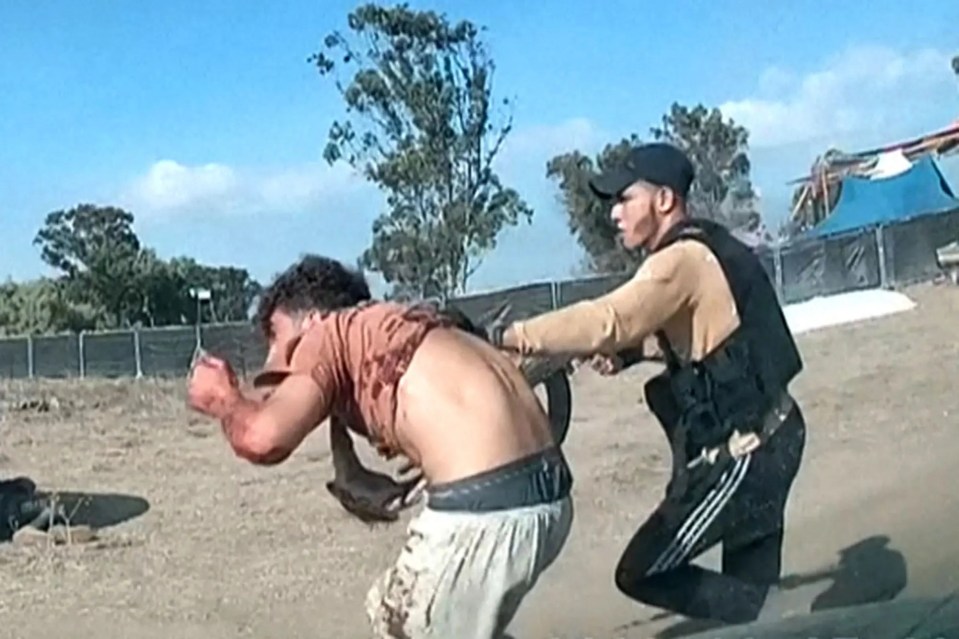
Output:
(589, 142), (695, 200)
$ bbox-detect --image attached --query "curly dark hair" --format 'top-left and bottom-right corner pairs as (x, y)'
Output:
(255, 254), (372, 338)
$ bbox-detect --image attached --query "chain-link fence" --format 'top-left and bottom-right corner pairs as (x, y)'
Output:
(0, 322), (268, 380)
(3, 206), (958, 380)
(759, 206), (959, 304)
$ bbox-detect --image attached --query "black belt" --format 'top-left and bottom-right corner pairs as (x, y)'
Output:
(686, 391), (795, 470)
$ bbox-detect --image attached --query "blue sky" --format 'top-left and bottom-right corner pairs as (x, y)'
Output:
(2, 1), (957, 296)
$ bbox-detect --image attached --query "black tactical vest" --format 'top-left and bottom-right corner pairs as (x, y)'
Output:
(647, 218), (803, 458)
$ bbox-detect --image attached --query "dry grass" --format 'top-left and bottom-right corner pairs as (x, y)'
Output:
(0, 282), (958, 637)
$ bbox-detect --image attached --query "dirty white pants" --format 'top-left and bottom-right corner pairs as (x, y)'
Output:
(365, 496), (574, 638)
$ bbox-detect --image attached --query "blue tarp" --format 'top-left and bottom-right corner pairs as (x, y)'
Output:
(807, 155), (959, 238)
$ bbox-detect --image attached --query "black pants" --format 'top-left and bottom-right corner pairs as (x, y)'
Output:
(614, 405), (806, 624)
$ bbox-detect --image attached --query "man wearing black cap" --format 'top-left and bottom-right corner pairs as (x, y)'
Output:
(490, 142), (808, 624)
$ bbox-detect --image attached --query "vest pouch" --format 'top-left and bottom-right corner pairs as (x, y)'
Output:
(702, 336), (769, 433)
(667, 364), (724, 455)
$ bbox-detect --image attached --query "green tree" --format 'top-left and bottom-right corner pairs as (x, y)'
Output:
(0, 278), (102, 336)
(311, 3), (532, 299)
(0, 280), (16, 332)
(132, 249), (188, 327)
(651, 103), (758, 229)
(33, 204), (143, 328)
(168, 257), (261, 323)
(546, 103), (760, 274)
(546, 136), (644, 274)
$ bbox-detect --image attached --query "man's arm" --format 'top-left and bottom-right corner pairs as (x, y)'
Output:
(329, 412), (365, 479)
(220, 327), (344, 465)
(617, 335), (665, 369)
(219, 372), (334, 465)
(500, 246), (693, 357)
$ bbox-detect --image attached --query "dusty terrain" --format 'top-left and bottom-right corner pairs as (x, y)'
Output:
(1, 282), (958, 639)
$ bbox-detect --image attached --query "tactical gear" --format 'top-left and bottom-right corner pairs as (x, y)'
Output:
(648, 218), (803, 469)
(616, 217), (807, 625)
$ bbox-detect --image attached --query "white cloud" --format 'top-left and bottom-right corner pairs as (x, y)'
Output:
(721, 45), (958, 150)
(119, 158), (377, 220)
(127, 160), (241, 213)
(119, 118), (606, 223)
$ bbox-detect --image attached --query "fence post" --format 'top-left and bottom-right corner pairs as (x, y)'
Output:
(133, 327), (143, 378)
(78, 331), (86, 378)
(549, 280), (560, 310)
(875, 225), (889, 288)
(26, 335), (34, 378)
(773, 245), (785, 302)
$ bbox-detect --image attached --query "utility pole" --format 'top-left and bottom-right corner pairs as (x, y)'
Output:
(189, 287), (212, 367)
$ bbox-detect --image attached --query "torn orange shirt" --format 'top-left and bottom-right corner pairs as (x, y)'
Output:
(287, 302), (453, 459)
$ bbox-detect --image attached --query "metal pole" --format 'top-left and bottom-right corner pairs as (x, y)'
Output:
(26, 335), (34, 378)
(189, 287), (211, 368)
(875, 225), (889, 288)
(133, 327), (143, 378)
(195, 293), (202, 347)
(78, 331), (85, 378)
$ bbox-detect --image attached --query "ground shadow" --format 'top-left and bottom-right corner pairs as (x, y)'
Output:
(678, 594), (959, 639)
(35, 490), (151, 529)
(621, 534), (908, 638)
(613, 608), (727, 638)
(2, 478), (150, 542)
(654, 617), (726, 638)
(779, 534), (908, 612)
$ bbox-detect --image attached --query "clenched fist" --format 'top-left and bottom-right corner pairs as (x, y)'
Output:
(583, 353), (625, 377)
(187, 353), (241, 418)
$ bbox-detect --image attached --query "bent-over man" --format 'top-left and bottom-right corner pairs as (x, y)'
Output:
(490, 142), (807, 625)
(187, 256), (574, 639)
(248, 255), (423, 523)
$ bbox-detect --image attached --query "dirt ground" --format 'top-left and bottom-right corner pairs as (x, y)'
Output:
(1, 282), (959, 639)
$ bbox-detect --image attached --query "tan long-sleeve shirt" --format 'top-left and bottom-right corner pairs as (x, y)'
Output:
(504, 240), (742, 364)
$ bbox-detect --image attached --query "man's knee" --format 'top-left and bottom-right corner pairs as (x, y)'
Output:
(614, 556), (655, 600)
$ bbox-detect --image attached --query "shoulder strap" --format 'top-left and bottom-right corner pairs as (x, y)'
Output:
(655, 217), (716, 252)
(648, 219), (711, 372)
(655, 330), (682, 371)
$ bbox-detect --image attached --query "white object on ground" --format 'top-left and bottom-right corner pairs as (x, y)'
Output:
(783, 289), (917, 336)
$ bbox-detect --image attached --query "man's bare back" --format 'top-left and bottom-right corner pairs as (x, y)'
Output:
(394, 325), (554, 483)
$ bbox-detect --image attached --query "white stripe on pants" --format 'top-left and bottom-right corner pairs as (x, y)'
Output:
(647, 454), (752, 575)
